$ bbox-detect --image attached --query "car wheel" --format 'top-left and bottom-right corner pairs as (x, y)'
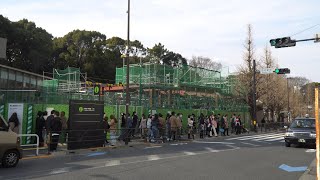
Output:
(285, 142), (291, 147)
(2, 150), (20, 168)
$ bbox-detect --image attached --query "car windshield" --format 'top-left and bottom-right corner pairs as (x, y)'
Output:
(290, 119), (315, 129)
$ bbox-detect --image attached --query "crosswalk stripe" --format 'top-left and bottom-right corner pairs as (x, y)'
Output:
(227, 133), (284, 141)
(240, 142), (260, 147)
(265, 137), (285, 141)
(252, 134), (284, 141)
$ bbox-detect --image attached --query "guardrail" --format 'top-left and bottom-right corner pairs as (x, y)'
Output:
(18, 134), (39, 156)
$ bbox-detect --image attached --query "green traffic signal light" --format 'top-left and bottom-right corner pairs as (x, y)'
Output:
(275, 69), (280, 74)
(270, 39), (276, 46)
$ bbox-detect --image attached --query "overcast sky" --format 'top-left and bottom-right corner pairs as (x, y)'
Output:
(1, 0), (320, 81)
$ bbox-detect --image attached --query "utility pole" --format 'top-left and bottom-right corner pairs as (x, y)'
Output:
(315, 83), (319, 179)
(125, 0), (130, 145)
(253, 59), (257, 131)
(287, 78), (290, 121)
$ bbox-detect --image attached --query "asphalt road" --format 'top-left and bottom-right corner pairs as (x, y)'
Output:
(0, 132), (315, 180)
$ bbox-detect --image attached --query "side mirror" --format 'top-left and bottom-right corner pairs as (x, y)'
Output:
(284, 126), (288, 129)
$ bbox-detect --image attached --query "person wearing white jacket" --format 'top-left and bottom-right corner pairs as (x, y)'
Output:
(211, 115), (218, 137)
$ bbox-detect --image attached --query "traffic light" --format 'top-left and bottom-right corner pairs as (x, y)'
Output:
(270, 37), (296, 48)
(274, 68), (290, 74)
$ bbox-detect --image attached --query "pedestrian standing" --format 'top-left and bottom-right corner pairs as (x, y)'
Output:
(35, 111), (45, 147)
(139, 114), (147, 139)
(199, 113), (205, 139)
(109, 115), (117, 146)
(166, 113), (171, 141)
(176, 113), (183, 140)
(187, 115), (194, 139)
(235, 116), (241, 135)
(224, 114), (229, 136)
(211, 115), (218, 137)
(49, 111), (62, 151)
(231, 114), (236, 134)
(151, 114), (160, 142)
(170, 112), (178, 141)
(158, 113), (165, 140)
(59, 111), (68, 145)
(131, 112), (138, 137)
(147, 114), (152, 142)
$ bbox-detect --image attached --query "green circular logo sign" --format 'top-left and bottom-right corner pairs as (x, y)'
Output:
(94, 86), (100, 94)
(79, 107), (84, 112)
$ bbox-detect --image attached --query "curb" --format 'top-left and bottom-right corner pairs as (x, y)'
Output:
(299, 159), (316, 180)
(22, 155), (52, 160)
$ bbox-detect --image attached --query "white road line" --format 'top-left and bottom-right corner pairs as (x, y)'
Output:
(251, 134), (284, 141)
(205, 147), (220, 153)
(184, 151), (197, 155)
(240, 142), (260, 147)
(49, 168), (70, 175)
(193, 141), (235, 145)
(227, 133), (284, 141)
(306, 149), (316, 153)
(105, 160), (121, 167)
(144, 146), (162, 149)
(148, 155), (161, 161)
(225, 145), (240, 150)
(265, 137), (285, 142)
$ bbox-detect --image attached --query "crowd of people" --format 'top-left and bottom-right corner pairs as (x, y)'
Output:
(103, 112), (248, 145)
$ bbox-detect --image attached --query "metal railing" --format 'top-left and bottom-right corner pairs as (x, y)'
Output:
(18, 134), (39, 156)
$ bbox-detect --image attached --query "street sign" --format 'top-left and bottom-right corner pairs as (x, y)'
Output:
(260, 68), (274, 74)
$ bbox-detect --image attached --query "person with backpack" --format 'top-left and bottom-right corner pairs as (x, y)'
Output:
(230, 114), (236, 134)
(158, 113), (165, 140)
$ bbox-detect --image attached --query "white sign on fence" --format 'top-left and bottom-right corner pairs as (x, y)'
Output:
(8, 103), (24, 134)
(260, 68), (274, 74)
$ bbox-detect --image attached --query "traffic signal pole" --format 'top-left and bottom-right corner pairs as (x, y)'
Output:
(253, 59), (257, 131)
(315, 83), (319, 179)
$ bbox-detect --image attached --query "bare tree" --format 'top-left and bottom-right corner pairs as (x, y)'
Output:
(189, 56), (222, 71)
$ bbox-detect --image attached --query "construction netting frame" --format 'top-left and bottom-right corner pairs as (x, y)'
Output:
(53, 67), (81, 92)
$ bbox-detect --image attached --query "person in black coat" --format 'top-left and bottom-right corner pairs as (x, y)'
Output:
(35, 111), (45, 147)
(49, 111), (62, 151)
(46, 110), (55, 133)
(131, 112), (138, 137)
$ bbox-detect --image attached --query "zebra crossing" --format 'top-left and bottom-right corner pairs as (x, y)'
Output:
(226, 133), (285, 143)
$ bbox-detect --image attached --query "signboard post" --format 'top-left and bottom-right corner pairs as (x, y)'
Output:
(68, 100), (104, 150)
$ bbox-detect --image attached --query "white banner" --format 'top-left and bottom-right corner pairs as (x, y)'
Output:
(8, 103), (24, 134)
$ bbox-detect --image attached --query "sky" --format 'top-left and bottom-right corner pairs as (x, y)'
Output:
(1, 0), (320, 81)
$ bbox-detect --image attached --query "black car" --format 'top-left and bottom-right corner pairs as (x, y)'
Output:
(284, 118), (316, 147)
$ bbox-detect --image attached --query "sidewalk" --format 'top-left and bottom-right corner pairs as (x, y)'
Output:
(299, 159), (316, 180)
(22, 130), (281, 159)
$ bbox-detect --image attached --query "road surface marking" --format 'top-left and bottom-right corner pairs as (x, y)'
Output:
(227, 133), (284, 141)
(184, 151), (197, 155)
(251, 134), (284, 141)
(205, 147), (220, 153)
(87, 152), (106, 157)
(240, 142), (260, 147)
(105, 160), (121, 167)
(144, 146), (162, 149)
(225, 145), (240, 149)
(306, 149), (316, 153)
(49, 167), (70, 175)
(265, 137), (285, 141)
(148, 155), (161, 160)
(22, 155), (51, 160)
(279, 164), (307, 172)
(193, 141), (235, 145)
